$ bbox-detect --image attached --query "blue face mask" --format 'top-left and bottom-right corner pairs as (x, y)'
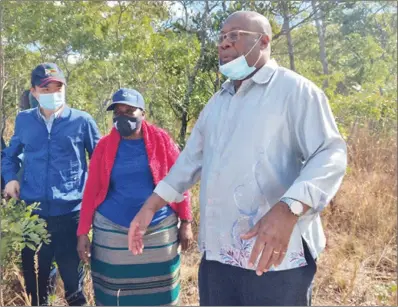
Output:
(39, 90), (65, 110)
(219, 37), (262, 80)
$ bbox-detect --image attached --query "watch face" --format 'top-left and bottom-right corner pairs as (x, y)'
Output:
(291, 201), (304, 215)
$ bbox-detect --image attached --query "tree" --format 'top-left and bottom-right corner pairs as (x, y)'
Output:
(280, 1), (296, 71)
(312, 0), (329, 88)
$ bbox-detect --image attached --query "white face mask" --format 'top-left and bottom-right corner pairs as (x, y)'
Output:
(219, 36), (262, 80)
(39, 87), (65, 111)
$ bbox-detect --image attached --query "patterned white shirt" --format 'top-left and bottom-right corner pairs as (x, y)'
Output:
(155, 59), (347, 271)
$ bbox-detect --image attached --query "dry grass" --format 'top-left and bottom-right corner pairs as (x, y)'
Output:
(1, 127), (397, 306)
(311, 128), (397, 306)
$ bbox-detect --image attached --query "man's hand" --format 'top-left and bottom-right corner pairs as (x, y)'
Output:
(128, 206), (156, 255)
(241, 202), (298, 276)
(4, 180), (20, 200)
(179, 222), (193, 251)
(77, 234), (91, 263)
(128, 193), (168, 255)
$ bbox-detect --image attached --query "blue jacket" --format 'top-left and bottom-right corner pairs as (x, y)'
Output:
(1, 137), (6, 191)
(1, 106), (101, 216)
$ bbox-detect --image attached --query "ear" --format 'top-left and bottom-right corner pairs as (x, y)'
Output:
(30, 87), (39, 98)
(260, 35), (270, 50)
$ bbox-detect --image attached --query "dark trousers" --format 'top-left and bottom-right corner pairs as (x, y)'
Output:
(199, 240), (316, 306)
(21, 211), (86, 306)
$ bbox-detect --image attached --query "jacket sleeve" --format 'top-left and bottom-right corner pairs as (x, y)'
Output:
(162, 132), (193, 221)
(77, 138), (105, 236)
(1, 114), (24, 184)
(84, 115), (102, 159)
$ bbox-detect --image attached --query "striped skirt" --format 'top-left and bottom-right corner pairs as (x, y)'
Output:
(90, 212), (180, 306)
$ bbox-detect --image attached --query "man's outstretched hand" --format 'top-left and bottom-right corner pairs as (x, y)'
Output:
(128, 193), (167, 255)
(128, 206), (155, 255)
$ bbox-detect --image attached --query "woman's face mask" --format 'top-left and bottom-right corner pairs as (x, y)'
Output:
(112, 104), (144, 137)
(113, 115), (143, 137)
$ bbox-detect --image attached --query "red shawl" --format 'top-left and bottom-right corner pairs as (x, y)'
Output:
(77, 121), (192, 236)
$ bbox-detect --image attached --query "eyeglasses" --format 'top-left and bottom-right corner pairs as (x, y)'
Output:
(217, 30), (263, 45)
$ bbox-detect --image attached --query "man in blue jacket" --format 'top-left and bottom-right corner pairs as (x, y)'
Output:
(1, 136), (6, 193)
(2, 63), (101, 306)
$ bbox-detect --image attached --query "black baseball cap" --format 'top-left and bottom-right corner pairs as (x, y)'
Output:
(31, 63), (66, 87)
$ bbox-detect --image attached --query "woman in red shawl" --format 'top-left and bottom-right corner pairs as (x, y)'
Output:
(77, 88), (193, 306)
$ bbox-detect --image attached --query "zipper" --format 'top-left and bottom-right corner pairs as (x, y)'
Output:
(37, 109), (57, 217)
(46, 127), (51, 216)
(45, 115), (57, 216)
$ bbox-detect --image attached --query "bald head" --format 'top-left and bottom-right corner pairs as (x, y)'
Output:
(218, 10), (272, 78)
(224, 11), (272, 41)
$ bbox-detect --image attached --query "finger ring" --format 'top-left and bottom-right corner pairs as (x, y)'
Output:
(273, 250), (280, 254)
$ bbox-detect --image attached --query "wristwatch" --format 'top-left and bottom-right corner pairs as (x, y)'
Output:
(280, 197), (304, 217)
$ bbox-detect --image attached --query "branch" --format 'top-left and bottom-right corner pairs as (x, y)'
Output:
(176, 0), (211, 133)
(166, 89), (183, 118)
(370, 3), (390, 18)
(209, 2), (219, 12)
(294, 2), (314, 17)
(116, 1), (127, 42)
(273, 8), (319, 40)
(177, 0), (189, 29)
(2, 80), (8, 92)
(33, 42), (46, 62)
(59, 52), (76, 82)
(222, 0), (227, 12)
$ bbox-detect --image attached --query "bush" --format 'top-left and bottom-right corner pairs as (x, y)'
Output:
(0, 199), (50, 268)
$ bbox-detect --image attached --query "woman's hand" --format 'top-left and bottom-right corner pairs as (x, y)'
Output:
(179, 222), (193, 251)
(77, 234), (91, 263)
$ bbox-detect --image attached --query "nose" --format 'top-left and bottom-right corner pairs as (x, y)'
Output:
(218, 37), (232, 50)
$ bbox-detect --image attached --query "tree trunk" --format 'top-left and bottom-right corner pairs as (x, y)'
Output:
(312, 0), (329, 89)
(281, 1), (296, 71)
(0, 2), (5, 139)
(177, 0), (209, 148)
(178, 110), (188, 148)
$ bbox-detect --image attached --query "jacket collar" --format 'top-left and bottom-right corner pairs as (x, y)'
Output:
(35, 105), (71, 120)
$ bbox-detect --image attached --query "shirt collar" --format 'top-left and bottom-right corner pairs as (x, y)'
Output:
(37, 104), (65, 121)
(220, 58), (279, 94)
(251, 59), (279, 84)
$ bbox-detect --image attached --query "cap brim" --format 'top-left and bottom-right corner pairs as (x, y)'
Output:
(39, 77), (66, 87)
(106, 103), (117, 111)
(106, 101), (144, 111)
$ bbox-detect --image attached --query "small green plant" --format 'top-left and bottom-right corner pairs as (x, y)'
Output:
(0, 198), (50, 267)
